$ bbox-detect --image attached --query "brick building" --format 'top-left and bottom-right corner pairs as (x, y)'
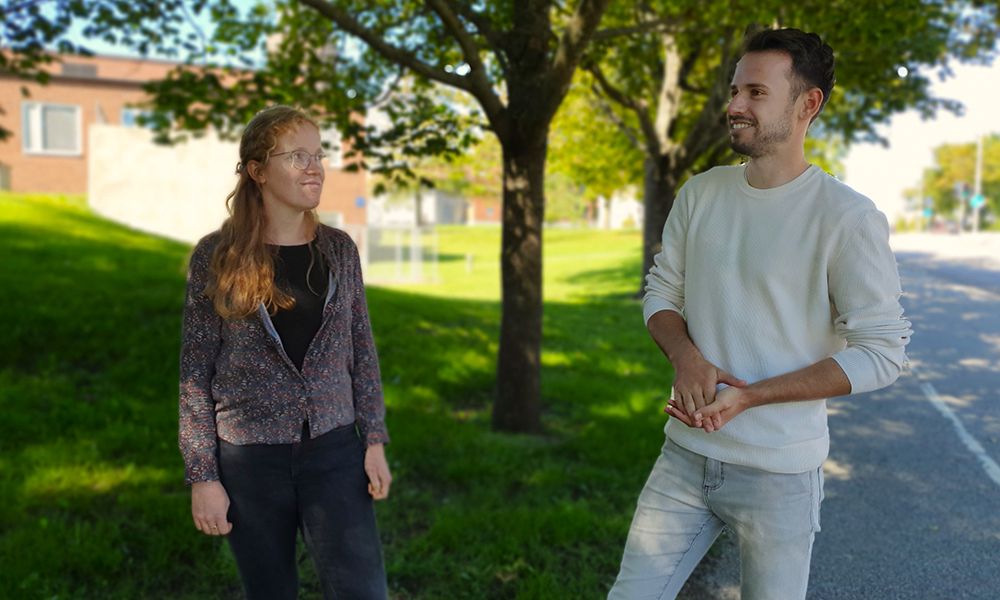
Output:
(0, 52), (367, 227)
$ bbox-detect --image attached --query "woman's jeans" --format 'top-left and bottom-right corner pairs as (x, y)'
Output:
(608, 438), (824, 600)
(218, 422), (388, 600)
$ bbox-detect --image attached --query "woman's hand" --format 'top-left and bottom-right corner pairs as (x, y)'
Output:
(364, 443), (392, 500)
(191, 480), (232, 536)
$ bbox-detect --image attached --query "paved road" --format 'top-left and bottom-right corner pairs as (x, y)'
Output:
(679, 234), (1000, 600)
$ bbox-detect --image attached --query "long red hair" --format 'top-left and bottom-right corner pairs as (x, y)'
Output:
(204, 105), (322, 320)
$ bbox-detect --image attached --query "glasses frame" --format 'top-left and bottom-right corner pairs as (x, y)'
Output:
(271, 150), (327, 171)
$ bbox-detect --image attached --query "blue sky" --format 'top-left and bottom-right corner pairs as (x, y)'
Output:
(842, 60), (1000, 219)
(65, 0), (268, 65)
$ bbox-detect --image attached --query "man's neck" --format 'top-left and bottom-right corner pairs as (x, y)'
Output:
(745, 151), (811, 190)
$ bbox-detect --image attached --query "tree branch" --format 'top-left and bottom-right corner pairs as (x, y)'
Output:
(584, 60), (637, 111)
(701, 138), (738, 170)
(591, 18), (683, 41)
(1, 0), (51, 16)
(677, 45), (705, 94)
(424, 0), (503, 119)
(440, 0), (510, 76)
(371, 10), (429, 37)
(590, 83), (647, 155)
(369, 65), (407, 109)
(298, 0), (472, 94)
(547, 0), (613, 118)
(439, 0), (506, 54)
(653, 33), (682, 154)
(680, 34), (738, 170)
(426, 0), (481, 70)
(585, 60), (660, 157)
(179, 0), (209, 62)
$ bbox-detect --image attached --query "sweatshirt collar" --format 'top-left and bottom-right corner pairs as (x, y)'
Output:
(737, 163), (821, 200)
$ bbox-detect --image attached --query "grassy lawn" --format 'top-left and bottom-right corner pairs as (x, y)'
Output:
(0, 193), (676, 599)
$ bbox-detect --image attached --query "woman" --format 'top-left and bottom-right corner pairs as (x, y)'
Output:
(179, 105), (392, 600)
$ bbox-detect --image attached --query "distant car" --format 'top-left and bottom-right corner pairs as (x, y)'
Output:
(930, 219), (960, 234)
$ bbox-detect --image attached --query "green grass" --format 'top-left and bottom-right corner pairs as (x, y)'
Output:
(0, 192), (676, 599)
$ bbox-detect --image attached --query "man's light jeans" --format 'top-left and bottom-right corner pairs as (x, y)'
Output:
(608, 438), (824, 600)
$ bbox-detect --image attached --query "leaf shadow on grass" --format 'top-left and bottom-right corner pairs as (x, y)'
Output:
(366, 286), (675, 599)
(3, 198), (675, 600)
(558, 255), (645, 302)
(1, 209), (248, 598)
(1, 218), (190, 428)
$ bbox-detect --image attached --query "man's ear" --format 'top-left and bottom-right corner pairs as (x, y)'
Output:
(800, 87), (824, 123)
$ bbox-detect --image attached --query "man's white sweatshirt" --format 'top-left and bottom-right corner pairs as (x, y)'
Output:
(643, 163), (912, 474)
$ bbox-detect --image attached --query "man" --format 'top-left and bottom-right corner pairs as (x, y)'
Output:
(607, 28), (912, 600)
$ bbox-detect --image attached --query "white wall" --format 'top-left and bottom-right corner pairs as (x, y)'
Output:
(597, 189), (644, 230)
(88, 124), (237, 244)
(368, 189), (467, 227)
(368, 194), (419, 227)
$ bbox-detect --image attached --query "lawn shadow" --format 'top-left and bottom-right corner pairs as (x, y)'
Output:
(3, 197), (681, 600)
(560, 255), (644, 302)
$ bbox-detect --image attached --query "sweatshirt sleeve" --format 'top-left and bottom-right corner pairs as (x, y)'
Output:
(178, 238), (223, 485)
(828, 210), (913, 394)
(643, 186), (690, 324)
(345, 237), (390, 447)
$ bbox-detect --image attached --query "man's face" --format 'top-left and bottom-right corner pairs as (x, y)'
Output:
(727, 51), (799, 159)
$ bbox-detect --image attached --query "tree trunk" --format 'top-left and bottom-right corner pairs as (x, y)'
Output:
(638, 154), (680, 297)
(492, 133), (547, 434)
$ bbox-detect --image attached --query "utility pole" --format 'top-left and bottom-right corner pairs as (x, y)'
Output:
(972, 133), (984, 234)
(955, 180), (967, 234)
(920, 175), (930, 232)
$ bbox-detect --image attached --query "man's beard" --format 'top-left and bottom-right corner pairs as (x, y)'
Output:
(730, 101), (795, 158)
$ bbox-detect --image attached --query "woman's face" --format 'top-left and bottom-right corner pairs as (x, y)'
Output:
(256, 124), (325, 216)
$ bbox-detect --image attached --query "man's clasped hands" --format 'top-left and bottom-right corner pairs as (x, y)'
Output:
(665, 349), (750, 434)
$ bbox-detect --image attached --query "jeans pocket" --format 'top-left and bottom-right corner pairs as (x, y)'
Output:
(810, 466), (824, 533)
(818, 464), (825, 503)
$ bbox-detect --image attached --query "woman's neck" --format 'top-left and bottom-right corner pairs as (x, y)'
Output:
(264, 205), (312, 246)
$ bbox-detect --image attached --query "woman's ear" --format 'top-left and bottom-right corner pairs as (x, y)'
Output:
(247, 160), (265, 186)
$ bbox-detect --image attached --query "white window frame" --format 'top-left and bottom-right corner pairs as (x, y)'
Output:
(21, 102), (83, 156)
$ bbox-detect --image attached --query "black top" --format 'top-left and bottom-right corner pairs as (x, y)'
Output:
(271, 242), (329, 371)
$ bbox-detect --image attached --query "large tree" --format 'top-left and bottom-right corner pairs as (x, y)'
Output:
(172, 0), (625, 434)
(1, 0), (627, 433)
(579, 0), (1000, 291)
(906, 133), (1000, 226)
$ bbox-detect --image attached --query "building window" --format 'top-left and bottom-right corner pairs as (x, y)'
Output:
(121, 108), (153, 128)
(61, 63), (98, 78)
(321, 125), (344, 169)
(22, 102), (82, 156)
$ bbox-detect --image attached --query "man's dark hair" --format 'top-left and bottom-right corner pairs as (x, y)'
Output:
(744, 28), (835, 121)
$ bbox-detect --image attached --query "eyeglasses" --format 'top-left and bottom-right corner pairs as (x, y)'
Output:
(271, 150), (327, 171)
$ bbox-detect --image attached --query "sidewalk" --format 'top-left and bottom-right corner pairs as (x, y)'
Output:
(890, 232), (1000, 272)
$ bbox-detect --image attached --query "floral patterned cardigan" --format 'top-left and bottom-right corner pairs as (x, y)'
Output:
(178, 225), (389, 485)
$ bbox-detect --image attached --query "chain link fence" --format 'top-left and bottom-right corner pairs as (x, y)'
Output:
(336, 224), (439, 283)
